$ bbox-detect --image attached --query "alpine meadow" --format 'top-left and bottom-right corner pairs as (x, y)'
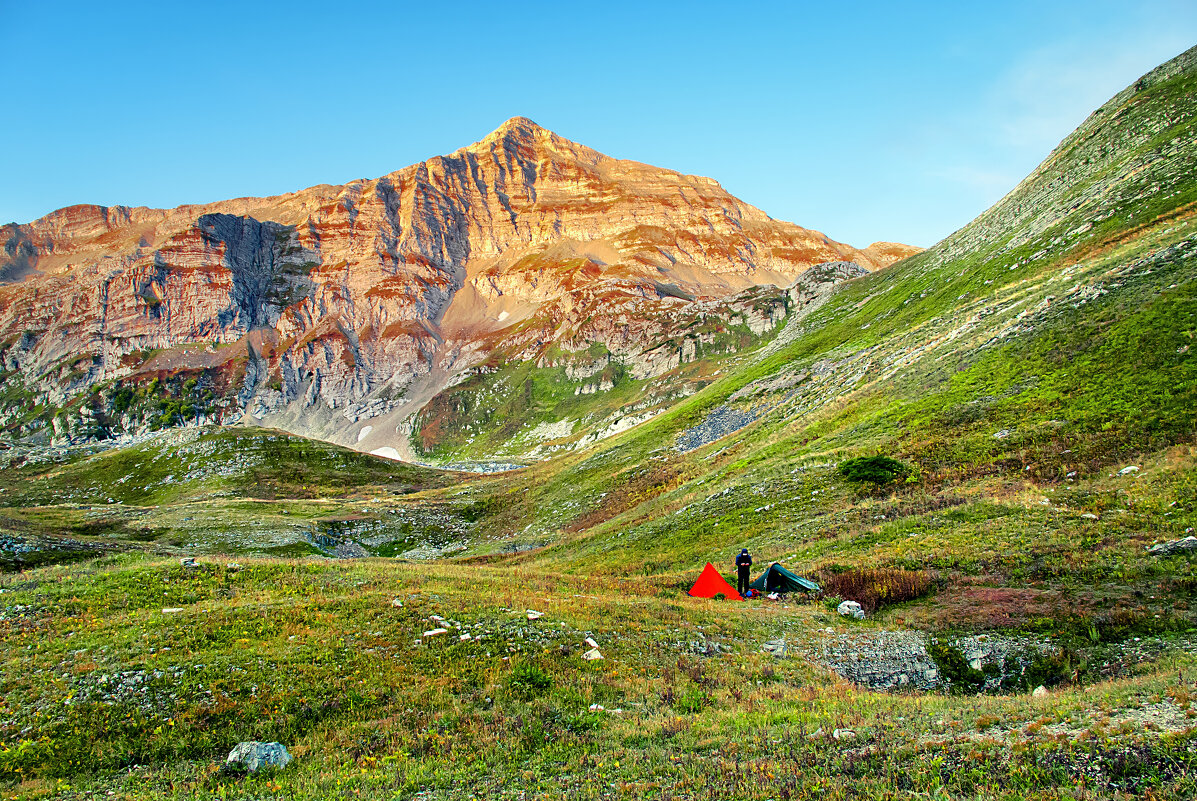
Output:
(1, 35), (1197, 801)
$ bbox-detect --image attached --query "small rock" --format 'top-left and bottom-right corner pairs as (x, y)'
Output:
(824, 627), (836, 635)
(1080, 513), (1099, 520)
(226, 563), (242, 571)
(1119, 465), (1140, 476)
(423, 628), (449, 637)
(162, 607), (184, 614)
(589, 703), (605, 711)
(584, 637), (599, 649)
(761, 638), (786, 657)
(832, 728), (855, 740)
(391, 599), (404, 607)
(527, 610), (544, 621)
(1032, 685), (1048, 698)
(837, 600), (865, 620)
(1148, 536), (1197, 556)
(227, 741), (291, 772)
(582, 648), (603, 661)
(459, 634), (471, 641)
(179, 558), (198, 568)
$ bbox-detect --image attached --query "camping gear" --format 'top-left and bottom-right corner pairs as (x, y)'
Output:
(749, 563), (820, 594)
(688, 563), (743, 600)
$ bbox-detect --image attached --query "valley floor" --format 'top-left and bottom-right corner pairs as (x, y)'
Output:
(2, 556), (1196, 800)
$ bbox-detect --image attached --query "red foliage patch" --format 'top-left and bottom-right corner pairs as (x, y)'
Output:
(819, 568), (934, 612)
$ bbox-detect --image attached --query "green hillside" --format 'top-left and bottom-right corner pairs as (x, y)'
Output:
(0, 427), (470, 567)
(484, 44), (1197, 633)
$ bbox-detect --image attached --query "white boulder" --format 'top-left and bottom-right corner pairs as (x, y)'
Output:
(837, 600), (865, 620)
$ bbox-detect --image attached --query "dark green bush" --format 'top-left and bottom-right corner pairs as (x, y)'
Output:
(838, 455), (912, 485)
(928, 639), (989, 693)
(1001, 648), (1072, 691)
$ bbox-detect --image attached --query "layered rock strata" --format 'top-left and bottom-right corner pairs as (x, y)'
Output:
(0, 118), (919, 454)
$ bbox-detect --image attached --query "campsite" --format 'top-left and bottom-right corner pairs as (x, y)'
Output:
(688, 561), (820, 600)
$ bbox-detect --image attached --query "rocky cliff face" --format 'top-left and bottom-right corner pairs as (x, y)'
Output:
(0, 118), (919, 458)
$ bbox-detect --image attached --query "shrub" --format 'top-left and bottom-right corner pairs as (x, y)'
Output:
(819, 568), (933, 612)
(1000, 648), (1072, 691)
(838, 454), (912, 484)
(674, 688), (710, 714)
(1096, 606), (1180, 641)
(509, 662), (553, 698)
(928, 639), (989, 693)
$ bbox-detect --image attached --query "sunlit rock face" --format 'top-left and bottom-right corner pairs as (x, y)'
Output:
(0, 117), (919, 450)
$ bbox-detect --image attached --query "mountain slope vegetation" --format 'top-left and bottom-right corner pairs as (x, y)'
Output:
(487, 43), (1197, 587)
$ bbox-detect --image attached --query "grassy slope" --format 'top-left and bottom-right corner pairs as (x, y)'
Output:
(0, 427), (472, 564)
(492, 46), (1197, 601)
(410, 316), (774, 463)
(2, 556), (1195, 799)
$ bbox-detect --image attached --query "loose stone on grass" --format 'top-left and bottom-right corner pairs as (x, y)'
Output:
(1148, 536), (1197, 555)
(227, 741), (292, 772)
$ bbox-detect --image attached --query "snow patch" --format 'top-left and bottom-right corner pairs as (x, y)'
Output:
(357, 425), (373, 442)
(370, 446), (402, 461)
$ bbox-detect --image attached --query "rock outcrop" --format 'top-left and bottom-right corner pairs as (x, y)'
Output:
(0, 118), (920, 456)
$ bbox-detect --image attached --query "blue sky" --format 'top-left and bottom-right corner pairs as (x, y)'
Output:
(2, 1), (1194, 247)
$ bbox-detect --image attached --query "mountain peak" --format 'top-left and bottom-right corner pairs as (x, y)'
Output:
(495, 116), (544, 135)
(479, 116), (553, 146)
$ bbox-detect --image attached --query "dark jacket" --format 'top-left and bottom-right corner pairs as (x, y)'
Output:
(736, 552), (752, 571)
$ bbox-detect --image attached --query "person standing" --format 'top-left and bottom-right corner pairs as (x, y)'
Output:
(735, 548), (753, 596)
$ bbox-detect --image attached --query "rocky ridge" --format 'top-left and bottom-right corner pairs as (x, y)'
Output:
(0, 119), (919, 459)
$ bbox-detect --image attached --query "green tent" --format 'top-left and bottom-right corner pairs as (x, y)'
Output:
(749, 563), (820, 594)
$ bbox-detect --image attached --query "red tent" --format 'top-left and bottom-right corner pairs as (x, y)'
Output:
(688, 562), (743, 600)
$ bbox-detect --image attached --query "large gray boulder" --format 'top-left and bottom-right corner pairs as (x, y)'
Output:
(227, 741), (292, 772)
